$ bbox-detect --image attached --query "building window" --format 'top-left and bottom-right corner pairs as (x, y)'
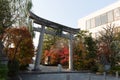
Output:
(114, 7), (120, 20)
(101, 13), (107, 25)
(90, 18), (95, 28)
(107, 11), (114, 22)
(86, 19), (91, 30)
(95, 16), (101, 26)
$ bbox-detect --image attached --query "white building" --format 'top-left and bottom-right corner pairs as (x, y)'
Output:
(78, 1), (120, 38)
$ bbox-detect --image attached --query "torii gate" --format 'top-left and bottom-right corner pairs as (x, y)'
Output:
(29, 12), (80, 71)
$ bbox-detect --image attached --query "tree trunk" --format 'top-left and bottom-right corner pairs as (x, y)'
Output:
(0, 41), (8, 64)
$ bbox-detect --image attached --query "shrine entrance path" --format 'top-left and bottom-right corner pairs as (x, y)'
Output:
(20, 64), (119, 80)
(28, 64), (68, 72)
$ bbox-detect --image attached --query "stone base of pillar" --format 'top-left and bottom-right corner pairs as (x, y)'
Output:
(32, 68), (41, 71)
(33, 65), (41, 71)
(67, 68), (73, 71)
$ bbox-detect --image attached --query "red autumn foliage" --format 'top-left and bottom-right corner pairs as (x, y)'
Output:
(42, 45), (69, 66)
(59, 46), (69, 65)
(42, 46), (59, 65)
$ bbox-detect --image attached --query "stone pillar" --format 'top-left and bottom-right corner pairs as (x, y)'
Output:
(34, 25), (45, 70)
(68, 33), (73, 71)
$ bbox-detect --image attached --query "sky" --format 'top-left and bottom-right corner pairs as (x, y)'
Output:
(32, 0), (117, 28)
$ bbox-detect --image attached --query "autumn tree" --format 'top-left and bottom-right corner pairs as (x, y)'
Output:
(84, 35), (97, 71)
(3, 27), (34, 68)
(42, 28), (69, 66)
(0, 0), (33, 61)
(73, 30), (88, 70)
(59, 46), (69, 66)
(73, 40), (86, 70)
(43, 34), (58, 51)
(98, 24), (118, 67)
(0, 1), (33, 79)
(41, 27), (60, 64)
(73, 30), (97, 71)
(2, 27), (34, 79)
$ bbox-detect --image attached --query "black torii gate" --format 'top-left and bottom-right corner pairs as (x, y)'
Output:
(29, 11), (80, 71)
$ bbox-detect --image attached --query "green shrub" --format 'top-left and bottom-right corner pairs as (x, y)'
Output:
(7, 60), (19, 77)
(90, 64), (98, 72)
(0, 78), (6, 80)
(0, 62), (8, 79)
(109, 66), (120, 75)
(19, 64), (29, 71)
(97, 64), (104, 73)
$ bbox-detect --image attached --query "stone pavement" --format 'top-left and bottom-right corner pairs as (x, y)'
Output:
(20, 64), (120, 80)
(28, 64), (68, 72)
(20, 72), (120, 80)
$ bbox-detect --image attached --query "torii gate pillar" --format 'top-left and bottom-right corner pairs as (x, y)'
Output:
(68, 33), (73, 71)
(34, 25), (45, 70)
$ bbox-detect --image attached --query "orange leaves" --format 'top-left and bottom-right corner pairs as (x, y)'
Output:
(59, 46), (69, 65)
(42, 45), (69, 66)
(50, 52), (59, 64)
(3, 26), (34, 66)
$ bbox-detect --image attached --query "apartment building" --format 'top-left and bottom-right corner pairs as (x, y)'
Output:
(78, 1), (120, 38)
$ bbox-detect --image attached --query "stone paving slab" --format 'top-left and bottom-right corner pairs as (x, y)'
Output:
(20, 72), (120, 80)
(28, 64), (68, 72)
(20, 64), (120, 80)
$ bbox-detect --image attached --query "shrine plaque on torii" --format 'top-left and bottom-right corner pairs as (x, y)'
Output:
(29, 11), (80, 71)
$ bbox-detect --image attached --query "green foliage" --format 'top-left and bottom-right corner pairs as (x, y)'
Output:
(0, 0), (33, 33)
(7, 60), (19, 77)
(0, 62), (8, 79)
(90, 64), (98, 72)
(75, 30), (88, 39)
(43, 28), (59, 50)
(9, 0), (33, 27)
(0, 0), (12, 35)
(7, 59), (21, 80)
(84, 36), (97, 59)
(97, 64), (104, 73)
(43, 35), (57, 50)
(56, 27), (63, 36)
(109, 66), (120, 75)
(27, 1), (33, 11)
